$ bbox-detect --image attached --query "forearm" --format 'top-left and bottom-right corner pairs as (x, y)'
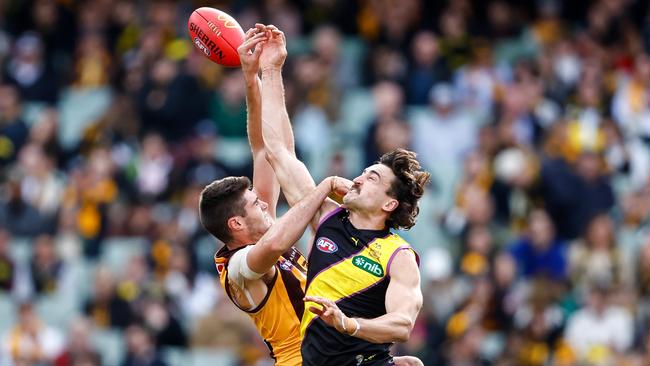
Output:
(260, 68), (315, 206)
(261, 68), (288, 155)
(260, 178), (332, 254)
(246, 76), (263, 154)
(344, 313), (414, 344)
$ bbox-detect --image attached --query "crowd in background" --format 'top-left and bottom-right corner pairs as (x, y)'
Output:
(2, 0), (650, 365)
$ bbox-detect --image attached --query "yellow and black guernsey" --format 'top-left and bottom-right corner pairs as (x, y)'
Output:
(214, 245), (308, 366)
(301, 208), (419, 365)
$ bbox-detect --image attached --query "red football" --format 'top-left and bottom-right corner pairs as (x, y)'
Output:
(188, 7), (245, 67)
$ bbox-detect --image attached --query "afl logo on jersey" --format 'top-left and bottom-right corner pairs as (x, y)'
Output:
(315, 237), (338, 253)
(279, 260), (293, 271)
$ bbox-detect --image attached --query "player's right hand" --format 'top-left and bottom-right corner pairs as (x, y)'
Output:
(328, 176), (353, 197)
(238, 25), (268, 80)
(259, 24), (287, 71)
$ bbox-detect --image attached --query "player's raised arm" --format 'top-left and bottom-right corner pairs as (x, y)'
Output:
(258, 26), (339, 224)
(305, 250), (422, 343)
(245, 177), (350, 274)
(238, 26), (281, 218)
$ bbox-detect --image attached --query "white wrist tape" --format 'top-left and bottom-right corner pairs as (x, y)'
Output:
(350, 318), (360, 336)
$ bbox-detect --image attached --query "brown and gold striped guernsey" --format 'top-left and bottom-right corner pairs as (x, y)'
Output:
(301, 208), (419, 366)
(215, 245), (308, 366)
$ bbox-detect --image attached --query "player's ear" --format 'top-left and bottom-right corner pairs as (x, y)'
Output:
(382, 199), (398, 213)
(227, 216), (244, 232)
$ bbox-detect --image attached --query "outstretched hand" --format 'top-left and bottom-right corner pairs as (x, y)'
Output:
(259, 24), (287, 72)
(304, 295), (349, 333)
(237, 24), (268, 80)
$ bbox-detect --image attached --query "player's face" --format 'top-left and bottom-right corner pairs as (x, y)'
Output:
(241, 189), (273, 239)
(344, 164), (398, 214)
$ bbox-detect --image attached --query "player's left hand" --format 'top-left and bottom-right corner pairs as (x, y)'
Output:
(304, 295), (350, 334)
(238, 25), (268, 80)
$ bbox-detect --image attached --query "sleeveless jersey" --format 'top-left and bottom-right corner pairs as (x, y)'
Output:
(301, 208), (419, 365)
(215, 245), (307, 366)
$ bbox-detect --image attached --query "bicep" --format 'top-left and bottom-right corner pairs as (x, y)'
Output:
(385, 250), (422, 322)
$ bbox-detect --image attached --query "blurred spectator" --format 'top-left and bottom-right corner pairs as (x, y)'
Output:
(612, 53), (650, 141)
(208, 70), (246, 139)
(84, 267), (133, 329)
(29, 108), (64, 164)
(0, 84), (29, 167)
(452, 40), (497, 122)
(121, 323), (167, 366)
(406, 31), (449, 105)
(411, 82), (479, 174)
(61, 147), (117, 257)
(364, 81), (409, 166)
(131, 132), (173, 202)
(0, 229), (15, 292)
(1, 301), (65, 365)
(5, 32), (58, 104)
(458, 225), (493, 278)
(569, 214), (632, 293)
(138, 55), (206, 142)
(511, 291), (572, 366)
(564, 281), (634, 363)
(0, 168), (54, 236)
(17, 142), (64, 217)
(140, 297), (187, 348)
(508, 209), (568, 281)
(541, 150), (615, 240)
(312, 25), (359, 90)
(163, 245), (218, 323)
(490, 147), (541, 229)
(54, 317), (101, 366)
(438, 8), (472, 71)
(179, 123), (229, 187)
(115, 255), (149, 305)
(29, 234), (65, 296)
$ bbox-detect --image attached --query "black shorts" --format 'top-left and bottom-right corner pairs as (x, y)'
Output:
(302, 351), (393, 366)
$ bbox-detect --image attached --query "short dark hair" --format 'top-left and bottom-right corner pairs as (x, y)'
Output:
(379, 149), (430, 230)
(199, 176), (251, 243)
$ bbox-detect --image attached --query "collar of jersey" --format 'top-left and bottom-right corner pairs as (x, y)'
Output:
(341, 210), (391, 246)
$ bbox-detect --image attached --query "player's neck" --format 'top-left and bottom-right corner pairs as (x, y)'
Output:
(227, 234), (256, 249)
(348, 210), (386, 231)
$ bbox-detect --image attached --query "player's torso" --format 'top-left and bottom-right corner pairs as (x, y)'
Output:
(301, 208), (413, 365)
(215, 246), (307, 366)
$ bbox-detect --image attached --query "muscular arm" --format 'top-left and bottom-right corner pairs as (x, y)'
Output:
(306, 250), (422, 343)
(240, 28), (280, 218)
(247, 75), (280, 218)
(259, 29), (339, 226)
(352, 250), (422, 343)
(246, 177), (348, 274)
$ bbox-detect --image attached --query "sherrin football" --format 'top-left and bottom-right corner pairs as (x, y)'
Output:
(188, 7), (245, 67)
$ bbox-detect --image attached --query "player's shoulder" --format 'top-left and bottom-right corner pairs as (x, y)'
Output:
(382, 232), (412, 248)
(316, 206), (345, 229)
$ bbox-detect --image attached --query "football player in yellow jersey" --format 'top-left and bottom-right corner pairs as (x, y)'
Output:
(258, 26), (430, 365)
(199, 25), (351, 366)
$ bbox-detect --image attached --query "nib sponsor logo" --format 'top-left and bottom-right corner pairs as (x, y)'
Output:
(352, 256), (384, 277)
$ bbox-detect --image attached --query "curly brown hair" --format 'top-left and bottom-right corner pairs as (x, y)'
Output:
(199, 176), (250, 243)
(379, 149), (430, 230)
